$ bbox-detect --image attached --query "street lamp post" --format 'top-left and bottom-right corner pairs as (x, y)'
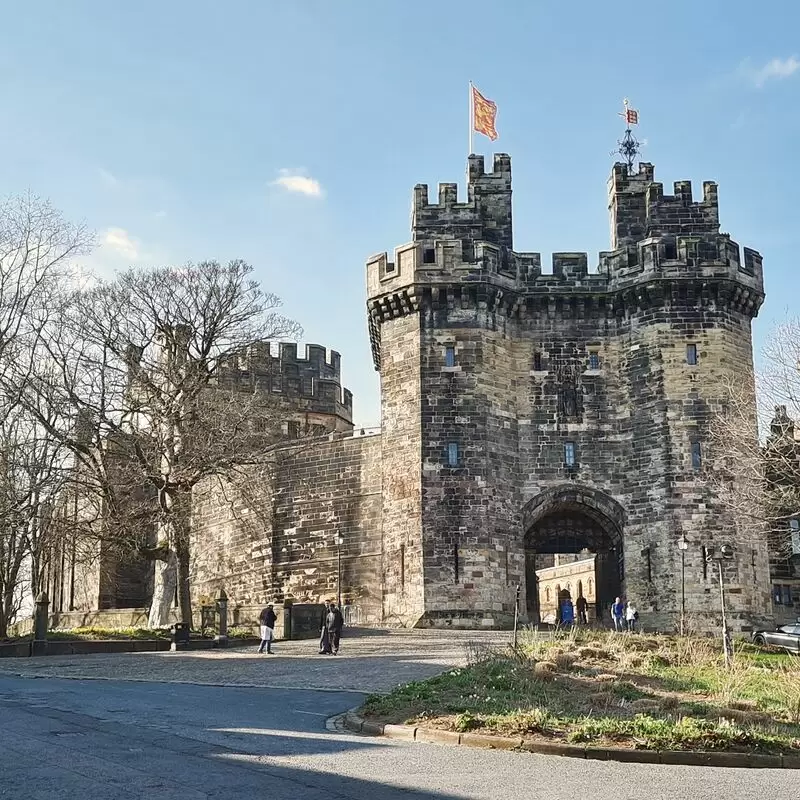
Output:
(335, 533), (344, 609)
(678, 535), (688, 636)
(706, 544), (735, 667)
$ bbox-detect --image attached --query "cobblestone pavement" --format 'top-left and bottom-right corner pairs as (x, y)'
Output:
(0, 629), (508, 693)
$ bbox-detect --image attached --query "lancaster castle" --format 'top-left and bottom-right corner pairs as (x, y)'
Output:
(46, 154), (775, 632)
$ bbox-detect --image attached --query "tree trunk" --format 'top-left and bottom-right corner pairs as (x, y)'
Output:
(175, 529), (192, 626)
(148, 548), (177, 628)
(0, 593), (10, 639)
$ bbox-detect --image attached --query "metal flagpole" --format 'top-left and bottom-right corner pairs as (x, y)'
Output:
(468, 80), (474, 156)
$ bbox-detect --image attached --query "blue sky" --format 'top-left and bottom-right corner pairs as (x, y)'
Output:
(1, 1), (797, 425)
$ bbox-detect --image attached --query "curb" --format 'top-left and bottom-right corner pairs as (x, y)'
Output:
(340, 713), (799, 770)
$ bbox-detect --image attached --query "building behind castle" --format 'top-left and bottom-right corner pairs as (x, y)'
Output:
(42, 154), (779, 633)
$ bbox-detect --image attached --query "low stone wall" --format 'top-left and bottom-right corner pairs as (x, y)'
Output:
(231, 603), (324, 640)
(50, 608), (172, 630)
(0, 641), (32, 658)
(9, 602), (326, 643)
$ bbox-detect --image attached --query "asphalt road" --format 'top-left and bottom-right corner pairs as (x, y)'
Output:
(2, 675), (797, 799)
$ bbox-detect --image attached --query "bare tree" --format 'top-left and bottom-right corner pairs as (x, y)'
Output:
(0, 193), (90, 367)
(19, 260), (300, 627)
(705, 319), (800, 561)
(0, 407), (75, 638)
(0, 194), (91, 635)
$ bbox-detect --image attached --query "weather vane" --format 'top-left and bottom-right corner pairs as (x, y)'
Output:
(614, 98), (643, 170)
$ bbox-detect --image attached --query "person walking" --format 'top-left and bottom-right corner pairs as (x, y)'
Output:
(611, 596), (624, 632)
(257, 603), (277, 654)
(625, 602), (638, 633)
(576, 594), (588, 625)
(318, 600), (332, 654)
(559, 596), (575, 628)
(326, 601), (344, 655)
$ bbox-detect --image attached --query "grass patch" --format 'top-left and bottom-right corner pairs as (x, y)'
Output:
(6, 624), (259, 644)
(49, 626), (172, 641)
(362, 629), (800, 754)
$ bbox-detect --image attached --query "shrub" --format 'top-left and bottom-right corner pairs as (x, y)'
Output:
(454, 711), (480, 732)
(533, 661), (556, 681)
(553, 652), (577, 670)
(659, 695), (680, 712)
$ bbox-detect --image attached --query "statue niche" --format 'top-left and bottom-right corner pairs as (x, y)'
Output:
(556, 364), (583, 421)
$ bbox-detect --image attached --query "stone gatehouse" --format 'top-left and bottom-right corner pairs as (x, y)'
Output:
(46, 154), (774, 633)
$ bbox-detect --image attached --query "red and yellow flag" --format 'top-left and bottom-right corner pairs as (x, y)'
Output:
(472, 85), (498, 142)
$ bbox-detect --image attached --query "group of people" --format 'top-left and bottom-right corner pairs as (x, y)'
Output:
(256, 598), (345, 656)
(555, 593), (639, 632)
(558, 594), (590, 626)
(611, 596), (638, 632)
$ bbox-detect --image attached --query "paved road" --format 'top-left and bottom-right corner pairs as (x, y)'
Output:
(0, 629), (504, 692)
(1, 675), (796, 800)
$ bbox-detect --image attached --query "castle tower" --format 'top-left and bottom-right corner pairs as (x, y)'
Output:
(367, 155), (770, 631)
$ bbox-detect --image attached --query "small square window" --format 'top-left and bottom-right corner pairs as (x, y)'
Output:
(447, 442), (459, 467)
(663, 241), (677, 260)
(533, 351), (543, 371)
(287, 421), (300, 439)
(445, 346), (456, 367)
(564, 441), (576, 468)
(782, 584), (793, 605)
(588, 351), (600, 370)
(686, 344), (698, 365)
(691, 441), (702, 470)
(423, 247), (436, 264)
(385, 261), (395, 273)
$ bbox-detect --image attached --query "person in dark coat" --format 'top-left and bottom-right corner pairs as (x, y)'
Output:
(319, 601), (332, 654)
(257, 603), (277, 654)
(326, 602), (344, 655)
(576, 594), (588, 625)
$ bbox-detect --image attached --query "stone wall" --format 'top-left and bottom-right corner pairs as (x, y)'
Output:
(191, 432), (383, 623)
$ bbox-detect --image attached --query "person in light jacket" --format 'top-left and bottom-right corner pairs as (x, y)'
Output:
(258, 603), (277, 654)
(625, 602), (638, 633)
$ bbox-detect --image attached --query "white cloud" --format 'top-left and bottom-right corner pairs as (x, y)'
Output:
(740, 55), (800, 88)
(271, 169), (324, 197)
(102, 227), (139, 260)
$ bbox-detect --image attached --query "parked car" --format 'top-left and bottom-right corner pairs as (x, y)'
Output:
(751, 623), (800, 654)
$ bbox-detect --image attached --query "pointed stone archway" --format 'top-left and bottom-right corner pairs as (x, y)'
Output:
(522, 485), (626, 625)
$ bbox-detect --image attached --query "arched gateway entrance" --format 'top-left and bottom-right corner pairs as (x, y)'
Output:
(522, 486), (625, 625)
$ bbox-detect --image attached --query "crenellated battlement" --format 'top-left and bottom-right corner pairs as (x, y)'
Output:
(216, 340), (353, 422)
(367, 234), (763, 298)
(609, 162), (720, 248)
(412, 153), (513, 254)
(236, 341), (342, 379)
(369, 155), (761, 298)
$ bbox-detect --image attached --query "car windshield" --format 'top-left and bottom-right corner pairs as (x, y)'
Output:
(778, 625), (800, 634)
